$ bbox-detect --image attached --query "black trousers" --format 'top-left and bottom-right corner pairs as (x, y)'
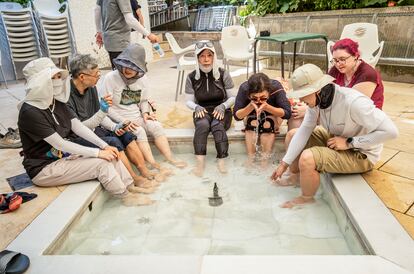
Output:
(193, 110), (232, 158)
(108, 51), (122, 70)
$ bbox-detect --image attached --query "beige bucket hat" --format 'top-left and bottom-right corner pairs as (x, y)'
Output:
(288, 63), (335, 99)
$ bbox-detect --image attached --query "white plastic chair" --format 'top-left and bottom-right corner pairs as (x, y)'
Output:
(327, 23), (384, 68)
(0, 49), (8, 88)
(220, 25), (254, 79)
(165, 32), (196, 101)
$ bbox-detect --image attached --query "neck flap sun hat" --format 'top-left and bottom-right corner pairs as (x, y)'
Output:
(288, 63), (335, 99)
(194, 40), (220, 81)
(19, 57), (70, 110)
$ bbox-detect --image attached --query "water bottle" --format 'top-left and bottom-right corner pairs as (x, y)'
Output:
(153, 43), (164, 57)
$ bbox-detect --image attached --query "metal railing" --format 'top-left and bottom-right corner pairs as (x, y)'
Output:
(150, 3), (189, 28)
(252, 9), (414, 67)
(194, 6), (236, 31)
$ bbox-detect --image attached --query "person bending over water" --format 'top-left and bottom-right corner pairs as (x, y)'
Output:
(271, 64), (398, 208)
(18, 58), (153, 206)
(185, 40), (236, 176)
(97, 43), (186, 172)
(233, 73), (291, 168)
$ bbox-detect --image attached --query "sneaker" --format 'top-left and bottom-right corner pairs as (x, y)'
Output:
(0, 128), (22, 149)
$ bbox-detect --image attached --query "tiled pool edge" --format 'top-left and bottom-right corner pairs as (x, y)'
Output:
(7, 129), (414, 273)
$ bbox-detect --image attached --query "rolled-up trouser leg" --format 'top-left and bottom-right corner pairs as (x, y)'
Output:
(32, 158), (133, 197)
(193, 115), (211, 156)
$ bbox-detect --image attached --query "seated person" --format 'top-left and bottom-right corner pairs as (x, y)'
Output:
(67, 54), (163, 188)
(286, 38), (385, 132)
(233, 73), (291, 167)
(17, 58), (153, 206)
(185, 40), (236, 176)
(329, 38), (384, 109)
(271, 64), (398, 208)
(97, 43), (186, 170)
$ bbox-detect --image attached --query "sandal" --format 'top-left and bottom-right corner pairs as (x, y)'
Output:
(0, 250), (30, 274)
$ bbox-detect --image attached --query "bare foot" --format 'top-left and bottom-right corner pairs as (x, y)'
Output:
(274, 173), (299, 186)
(127, 184), (155, 194)
(280, 196), (315, 208)
(134, 176), (159, 188)
(154, 173), (167, 182)
(192, 165), (204, 177)
(168, 159), (187, 168)
(160, 167), (174, 176)
(244, 155), (255, 169)
(217, 159), (227, 174)
(149, 161), (161, 170)
(122, 193), (154, 206)
(140, 169), (155, 180)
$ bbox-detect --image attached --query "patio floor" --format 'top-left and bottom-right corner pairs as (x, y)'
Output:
(0, 55), (413, 250)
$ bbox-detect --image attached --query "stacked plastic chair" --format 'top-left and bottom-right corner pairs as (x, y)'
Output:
(0, 4), (41, 80)
(32, 0), (76, 60)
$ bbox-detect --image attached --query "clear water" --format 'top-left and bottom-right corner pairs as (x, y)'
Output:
(56, 152), (360, 255)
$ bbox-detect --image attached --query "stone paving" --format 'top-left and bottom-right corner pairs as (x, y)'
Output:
(0, 56), (413, 250)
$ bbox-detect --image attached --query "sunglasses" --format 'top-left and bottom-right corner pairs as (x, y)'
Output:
(250, 96), (269, 103)
(195, 41), (214, 49)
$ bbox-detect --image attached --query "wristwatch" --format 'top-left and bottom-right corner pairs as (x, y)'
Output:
(346, 137), (354, 149)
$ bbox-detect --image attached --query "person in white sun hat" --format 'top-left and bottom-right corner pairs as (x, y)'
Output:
(271, 63), (398, 208)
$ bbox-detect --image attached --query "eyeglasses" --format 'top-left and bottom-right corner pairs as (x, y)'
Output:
(81, 72), (101, 79)
(195, 41), (214, 49)
(330, 55), (354, 65)
(250, 96), (269, 103)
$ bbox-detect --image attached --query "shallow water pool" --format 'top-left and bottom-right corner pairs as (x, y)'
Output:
(54, 150), (367, 255)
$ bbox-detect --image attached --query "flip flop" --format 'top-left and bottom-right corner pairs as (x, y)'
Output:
(0, 250), (30, 274)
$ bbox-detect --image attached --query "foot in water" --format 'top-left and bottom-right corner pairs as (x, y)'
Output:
(127, 184), (156, 194)
(133, 176), (159, 188)
(274, 173), (299, 186)
(168, 159), (187, 168)
(217, 158), (227, 174)
(280, 195), (315, 208)
(122, 192), (154, 206)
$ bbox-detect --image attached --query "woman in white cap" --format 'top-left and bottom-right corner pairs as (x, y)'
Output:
(271, 63), (398, 208)
(185, 40), (236, 176)
(17, 57), (153, 206)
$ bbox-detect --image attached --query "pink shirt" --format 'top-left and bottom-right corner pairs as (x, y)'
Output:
(329, 60), (384, 109)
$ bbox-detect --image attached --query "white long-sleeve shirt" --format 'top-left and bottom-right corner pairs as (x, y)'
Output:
(283, 85), (398, 165)
(97, 70), (150, 123)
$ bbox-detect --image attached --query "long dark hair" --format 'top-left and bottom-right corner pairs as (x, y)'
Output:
(247, 73), (277, 96)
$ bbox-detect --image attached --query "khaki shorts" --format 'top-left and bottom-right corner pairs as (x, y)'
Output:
(305, 127), (374, 174)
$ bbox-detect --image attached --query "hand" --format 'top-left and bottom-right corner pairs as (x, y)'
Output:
(143, 112), (156, 122)
(147, 33), (159, 44)
(271, 161), (289, 181)
(124, 121), (139, 132)
(114, 128), (126, 136)
(327, 136), (349, 151)
(292, 102), (307, 119)
(212, 104), (226, 120)
(194, 105), (207, 118)
(95, 32), (103, 49)
(256, 102), (269, 115)
(98, 146), (118, 161)
(104, 145), (119, 158)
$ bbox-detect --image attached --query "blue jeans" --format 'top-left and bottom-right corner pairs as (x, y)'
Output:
(71, 127), (137, 152)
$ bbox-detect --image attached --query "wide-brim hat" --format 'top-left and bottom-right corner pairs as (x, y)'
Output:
(288, 63), (334, 99)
